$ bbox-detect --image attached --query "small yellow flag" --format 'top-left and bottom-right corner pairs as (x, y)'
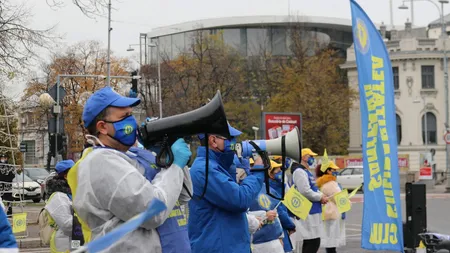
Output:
(334, 189), (351, 213)
(282, 187), (312, 220)
(12, 212), (27, 233)
(321, 204), (326, 221)
(418, 240), (426, 249)
(348, 184), (363, 199)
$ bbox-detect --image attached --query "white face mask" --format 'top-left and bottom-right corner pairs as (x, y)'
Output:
(85, 135), (106, 148)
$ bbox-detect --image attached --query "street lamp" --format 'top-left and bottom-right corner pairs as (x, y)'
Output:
(149, 41), (162, 119)
(252, 126), (259, 140)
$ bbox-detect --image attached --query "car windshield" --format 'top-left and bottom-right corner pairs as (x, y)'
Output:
(13, 174), (34, 182)
(26, 168), (49, 177)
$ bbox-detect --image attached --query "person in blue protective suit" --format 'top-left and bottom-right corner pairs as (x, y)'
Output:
(290, 148), (328, 253)
(127, 141), (192, 253)
(0, 202), (18, 253)
(188, 124), (265, 253)
(71, 86), (192, 253)
(268, 160), (296, 253)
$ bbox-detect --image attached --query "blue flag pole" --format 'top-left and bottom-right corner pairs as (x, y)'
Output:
(71, 198), (166, 253)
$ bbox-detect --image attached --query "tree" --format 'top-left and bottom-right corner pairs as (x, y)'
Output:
(0, 95), (22, 166)
(0, 0), (54, 75)
(47, 0), (111, 18)
(142, 31), (247, 117)
(22, 41), (131, 155)
(266, 46), (357, 154)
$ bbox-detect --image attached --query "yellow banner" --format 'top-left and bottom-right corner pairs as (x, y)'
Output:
(281, 187), (312, 220)
(12, 212), (27, 233)
(334, 190), (351, 213)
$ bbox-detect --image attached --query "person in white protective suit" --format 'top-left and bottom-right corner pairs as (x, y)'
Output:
(45, 159), (75, 253)
(68, 87), (192, 253)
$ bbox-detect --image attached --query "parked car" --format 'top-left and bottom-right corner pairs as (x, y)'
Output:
(12, 174), (42, 203)
(336, 166), (364, 192)
(24, 168), (50, 185)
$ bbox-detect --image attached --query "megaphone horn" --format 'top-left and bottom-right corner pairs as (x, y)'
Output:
(241, 127), (302, 162)
(139, 90), (230, 167)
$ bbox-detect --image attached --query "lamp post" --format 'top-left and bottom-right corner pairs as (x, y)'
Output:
(252, 126), (259, 140)
(126, 44), (142, 66)
(149, 40), (162, 118)
(106, 0), (112, 86)
(126, 41), (162, 118)
(400, 0), (450, 190)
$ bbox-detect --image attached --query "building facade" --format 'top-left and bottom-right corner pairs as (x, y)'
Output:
(342, 20), (450, 177)
(143, 15), (354, 63)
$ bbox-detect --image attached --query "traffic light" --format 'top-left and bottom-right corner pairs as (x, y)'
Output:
(129, 70), (138, 98)
(49, 133), (66, 157)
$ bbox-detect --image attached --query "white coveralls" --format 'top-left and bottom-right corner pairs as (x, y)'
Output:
(249, 210), (284, 253)
(73, 148), (188, 253)
(45, 192), (72, 253)
(290, 169), (324, 248)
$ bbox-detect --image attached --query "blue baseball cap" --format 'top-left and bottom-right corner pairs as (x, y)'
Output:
(55, 160), (75, 174)
(82, 87), (141, 127)
(198, 123), (242, 140)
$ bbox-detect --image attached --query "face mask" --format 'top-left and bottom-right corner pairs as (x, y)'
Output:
(224, 137), (237, 152)
(332, 171), (339, 176)
(105, 115), (138, 147)
(274, 171), (283, 183)
(307, 157), (315, 166)
(217, 150), (236, 170)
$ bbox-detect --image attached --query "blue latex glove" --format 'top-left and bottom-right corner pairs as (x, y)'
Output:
(171, 138), (192, 168)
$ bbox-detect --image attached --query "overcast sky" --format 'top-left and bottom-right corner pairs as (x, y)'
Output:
(9, 0), (449, 98)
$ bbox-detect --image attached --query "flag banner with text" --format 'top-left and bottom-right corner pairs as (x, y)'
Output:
(349, 0), (404, 251)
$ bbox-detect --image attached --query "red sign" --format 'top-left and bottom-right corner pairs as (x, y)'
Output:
(263, 113), (302, 140)
(419, 167), (433, 180)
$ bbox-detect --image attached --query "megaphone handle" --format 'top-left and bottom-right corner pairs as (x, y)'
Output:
(156, 135), (174, 168)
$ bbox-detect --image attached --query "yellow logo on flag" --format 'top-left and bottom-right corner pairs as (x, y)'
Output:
(258, 194), (271, 209)
(282, 187), (312, 220)
(355, 18), (370, 54)
(334, 189), (351, 213)
(12, 212), (27, 233)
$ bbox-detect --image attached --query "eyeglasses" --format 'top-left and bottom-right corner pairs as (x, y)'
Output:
(212, 135), (227, 140)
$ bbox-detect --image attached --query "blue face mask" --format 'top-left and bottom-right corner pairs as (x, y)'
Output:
(217, 150), (236, 170)
(274, 171), (283, 183)
(105, 115), (138, 147)
(332, 171), (339, 176)
(224, 137), (237, 152)
(307, 157), (315, 166)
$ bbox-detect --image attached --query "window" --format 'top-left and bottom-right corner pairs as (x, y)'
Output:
(422, 112), (437, 144)
(23, 140), (38, 165)
(247, 28), (270, 56)
(396, 114), (402, 145)
(353, 168), (363, 175)
(421, 66), (435, 89)
(271, 28), (289, 56)
(393, 67), (399, 90)
(172, 33), (185, 57)
(340, 169), (353, 175)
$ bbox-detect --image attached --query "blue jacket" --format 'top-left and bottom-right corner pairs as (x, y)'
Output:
(127, 147), (191, 253)
(188, 147), (264, 253)
(0, 205), (18, 252)
(269, 179), (295, 252)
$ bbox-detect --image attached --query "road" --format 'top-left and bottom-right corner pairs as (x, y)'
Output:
(325, 193), (450, 253)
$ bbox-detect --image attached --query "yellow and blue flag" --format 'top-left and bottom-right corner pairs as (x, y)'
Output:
(281, 187), (312, 220)
(334, 189), (351, 213)
(72, 198), (166, 253)
(350, 0), (403, 251)
(12, 213), (27, 234)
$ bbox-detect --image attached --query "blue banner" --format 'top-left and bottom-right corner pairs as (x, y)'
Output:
(349, 0), (404, 251)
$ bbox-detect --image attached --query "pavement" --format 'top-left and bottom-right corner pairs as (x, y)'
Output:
(12, 184), (450, 252)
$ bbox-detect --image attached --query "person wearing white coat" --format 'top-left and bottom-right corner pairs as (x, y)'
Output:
(315, 161), (347, 253)
(290, 148), (328, 253)
(45, 160), (76, 253)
